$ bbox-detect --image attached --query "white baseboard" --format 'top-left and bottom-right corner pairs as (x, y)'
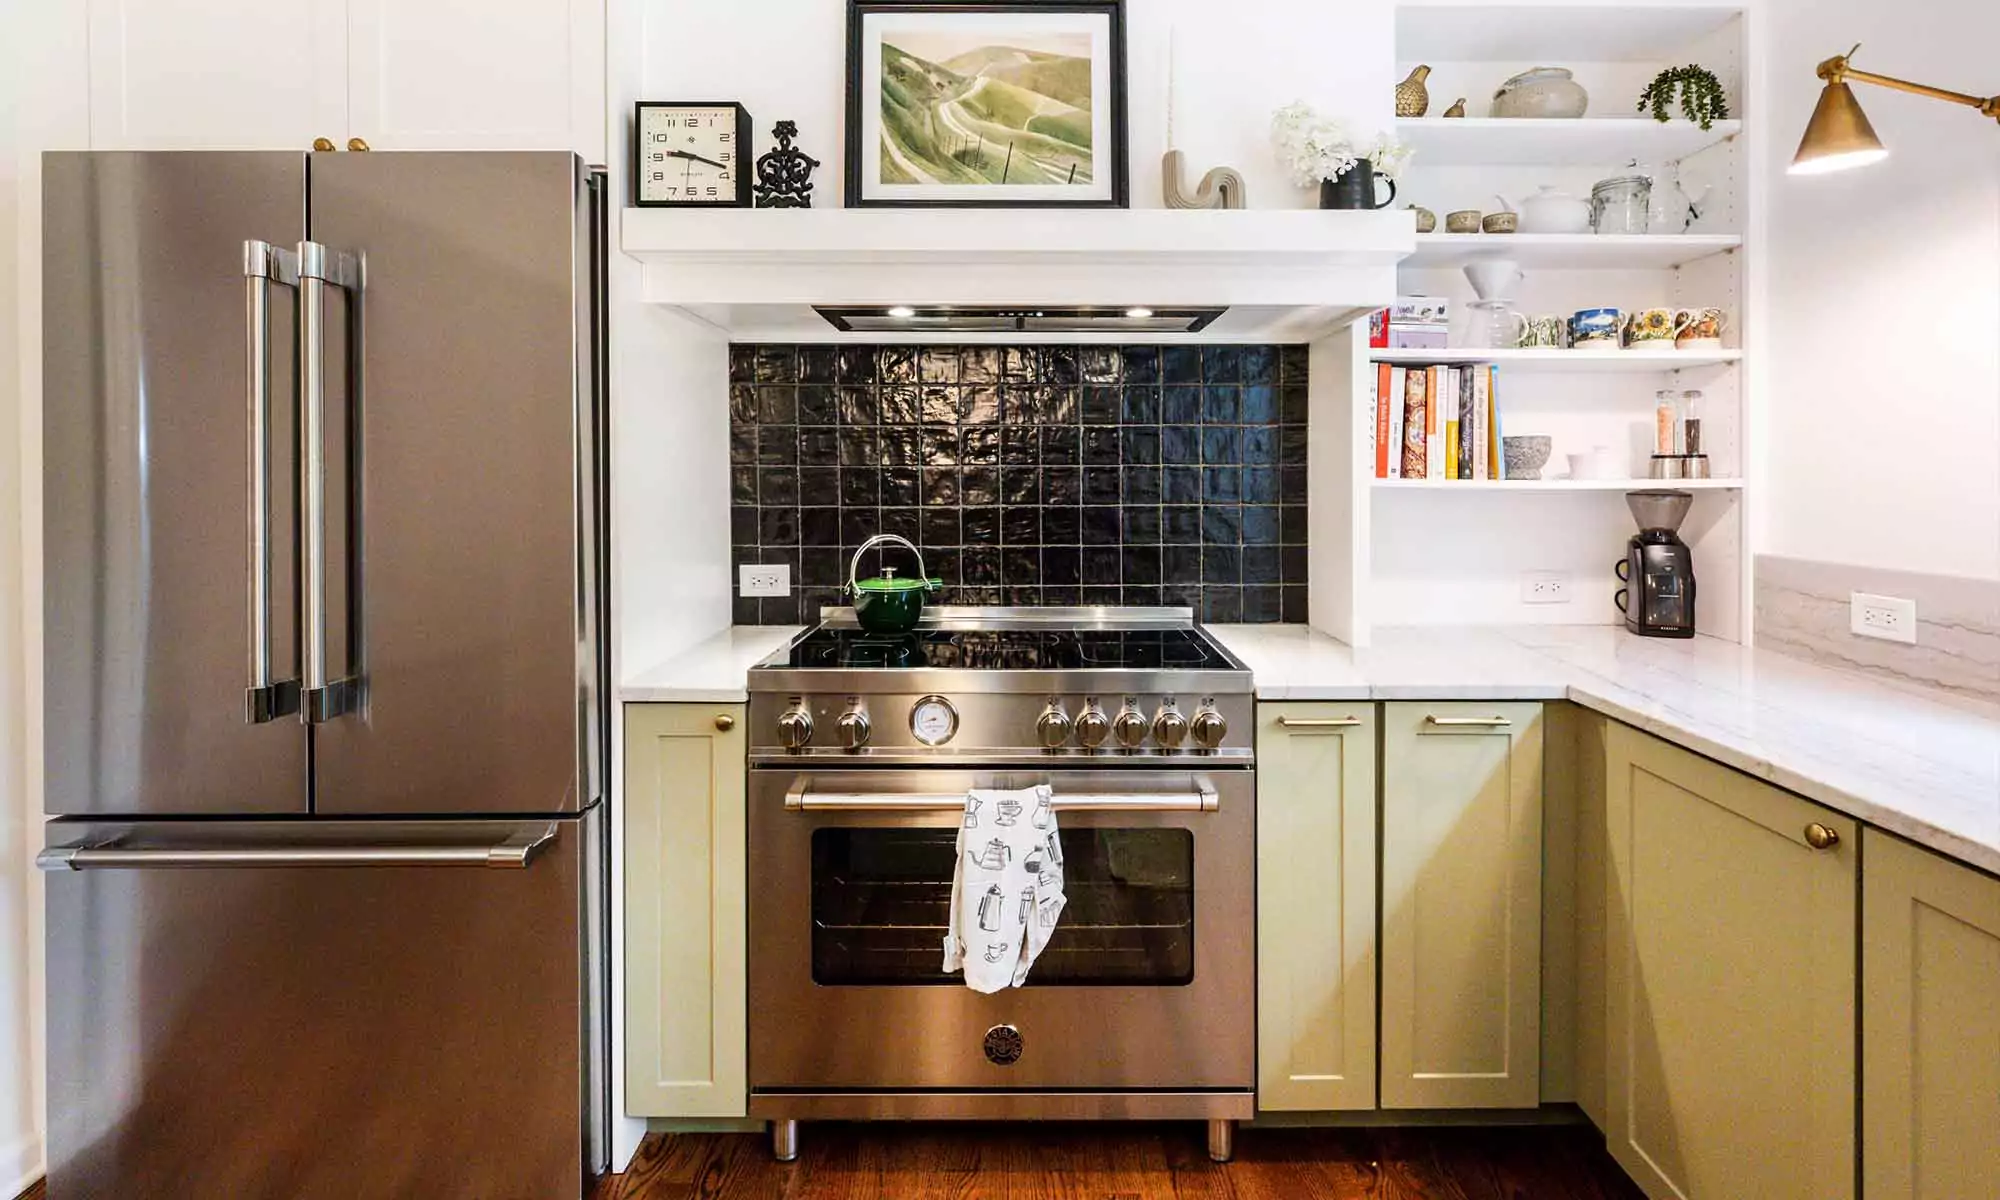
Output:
(1, 1131), (43, 1198)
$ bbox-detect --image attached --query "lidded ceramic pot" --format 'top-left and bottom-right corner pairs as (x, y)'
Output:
(1490, 67), (1589, 118)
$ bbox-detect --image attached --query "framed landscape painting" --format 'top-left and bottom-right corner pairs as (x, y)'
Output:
(845, 0), (1128, 208)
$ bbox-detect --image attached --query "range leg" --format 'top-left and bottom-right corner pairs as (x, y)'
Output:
(1206, 1118), (1234, 1163)
(771, 1119), (800, 1162)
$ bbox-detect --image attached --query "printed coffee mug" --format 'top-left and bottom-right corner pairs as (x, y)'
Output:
(1515, 314), (1568, 348)
(1569, 307), (1623, 350)
(1623, 306), (1686, 348)
(1675, 307), (1726, 350)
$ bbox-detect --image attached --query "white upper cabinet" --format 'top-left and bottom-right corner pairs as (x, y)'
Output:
(87, 0), (348, 149)
(85, 0), (604, 157)
(347, 0), (604, 157)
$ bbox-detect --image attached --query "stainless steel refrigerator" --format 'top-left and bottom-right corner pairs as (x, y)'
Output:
(38, 151), (609, 1198)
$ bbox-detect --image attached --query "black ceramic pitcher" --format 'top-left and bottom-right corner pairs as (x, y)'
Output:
(1320, 160), (1397, 210)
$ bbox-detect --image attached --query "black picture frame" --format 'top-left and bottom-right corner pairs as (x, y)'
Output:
(632, 101), (755, 208)
(844, 0), (1128, 209)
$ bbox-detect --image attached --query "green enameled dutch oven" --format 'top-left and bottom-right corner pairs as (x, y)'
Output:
(847, 533), (943, 634)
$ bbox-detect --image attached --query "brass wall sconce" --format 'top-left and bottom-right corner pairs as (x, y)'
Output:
(1792, 44), (2000, 174)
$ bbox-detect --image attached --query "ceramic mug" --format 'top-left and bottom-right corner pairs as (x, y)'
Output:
(1569, 307), (1623, 350)
(1623, 306), (1688, 348)
(1675, 307), (1726, 350)
(1515, 314), (1568, 348)
(1445, 209), (1483, 234)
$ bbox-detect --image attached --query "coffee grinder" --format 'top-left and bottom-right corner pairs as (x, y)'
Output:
(1616, 490), (1697, 638)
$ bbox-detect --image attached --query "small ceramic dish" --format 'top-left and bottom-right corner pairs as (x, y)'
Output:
(1481, 212), (1518, 234)
(1445, 209), (1482, 234)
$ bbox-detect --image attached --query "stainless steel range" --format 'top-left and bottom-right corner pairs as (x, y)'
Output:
(746, 607), (1255, 1164)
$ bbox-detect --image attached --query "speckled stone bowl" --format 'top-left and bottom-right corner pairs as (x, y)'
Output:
(1503, 435), (1553, 480)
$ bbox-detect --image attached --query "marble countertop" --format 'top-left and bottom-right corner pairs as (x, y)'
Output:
(1209, 624), (2000, 875)
(620, 625), (803, 703)
(620, 621), (2000, 875)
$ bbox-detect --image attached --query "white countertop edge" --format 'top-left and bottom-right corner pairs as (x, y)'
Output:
(618, 625), (804, 704)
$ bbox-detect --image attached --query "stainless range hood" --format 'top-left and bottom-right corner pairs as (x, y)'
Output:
(813, 305), (1227, 334)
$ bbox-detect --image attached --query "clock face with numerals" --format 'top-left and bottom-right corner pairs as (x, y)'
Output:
(634, 102), (751, 207)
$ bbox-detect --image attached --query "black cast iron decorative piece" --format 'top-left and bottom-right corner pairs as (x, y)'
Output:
(754, 121), (821, 208)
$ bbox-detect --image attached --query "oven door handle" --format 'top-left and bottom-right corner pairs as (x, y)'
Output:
(783, 782), (1220, 813)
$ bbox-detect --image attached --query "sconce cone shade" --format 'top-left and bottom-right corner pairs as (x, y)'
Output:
(1790, 80), (1890, 174)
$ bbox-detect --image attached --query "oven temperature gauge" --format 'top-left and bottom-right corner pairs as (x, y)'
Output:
(909, 696), (960, 746)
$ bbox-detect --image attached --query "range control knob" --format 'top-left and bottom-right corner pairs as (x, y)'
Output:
(1191, 707), (1229, 750)
(837, 704), (871, 750)
(777, 705), (814, 750)
(1074, 704), (1112, 750)
(1036, 703), (1073, 749)
(1113, 703), (1150, 749)
(1153, 705), (1190, 751)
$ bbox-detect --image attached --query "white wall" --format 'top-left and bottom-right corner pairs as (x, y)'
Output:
(635, 0), (1394, 210)
(1762, 0), (2000, 580)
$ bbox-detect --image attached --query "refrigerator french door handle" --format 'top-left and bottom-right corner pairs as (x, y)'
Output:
(242, 240), (302, 724)
(297, 241), (361, 725)
(37, 822), (559, 871)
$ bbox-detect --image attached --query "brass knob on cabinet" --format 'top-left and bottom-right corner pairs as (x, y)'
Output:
(346, 137), (371, 151)
(1804, 823), (1841, 851)
(312, 137), (337, 152)
(714, 714), (736, 732)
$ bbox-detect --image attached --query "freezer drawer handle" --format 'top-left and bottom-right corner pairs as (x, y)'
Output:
(297, 241), (362, 724)
(783, 783), (1219, 813)
(243, 240), (302, 724)
(36, 823), (558, 871)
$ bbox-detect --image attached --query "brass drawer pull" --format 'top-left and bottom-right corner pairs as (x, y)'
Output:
(715, 714), (737, 732)
(1804, 822), (1840, 851)
(1426, 716), (1512, 727)
(1277, 717), (1364, 728)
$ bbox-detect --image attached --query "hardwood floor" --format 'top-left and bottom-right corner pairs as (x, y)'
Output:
(595, 1122), (1646, 1200)
(15, 1180), (43, 1200)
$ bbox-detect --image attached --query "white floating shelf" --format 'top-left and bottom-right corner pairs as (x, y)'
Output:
(1405, 233), (1741, 270)
(1374, 478), (1745, 492)
(1396, 4), (1743, 62)
(1372, 347), (1742, 372)
(1397, 118), (1741, 167)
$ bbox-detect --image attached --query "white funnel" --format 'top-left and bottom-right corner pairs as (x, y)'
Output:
(1464, 258), (1524, 302)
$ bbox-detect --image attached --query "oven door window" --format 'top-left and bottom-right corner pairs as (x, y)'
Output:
(810, 827), (1194, 986)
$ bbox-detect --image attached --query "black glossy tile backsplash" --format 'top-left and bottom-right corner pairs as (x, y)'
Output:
(729, 344), (1308, 624)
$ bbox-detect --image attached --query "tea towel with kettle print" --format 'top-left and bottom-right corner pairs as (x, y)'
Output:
(943, 785), (1066, 993)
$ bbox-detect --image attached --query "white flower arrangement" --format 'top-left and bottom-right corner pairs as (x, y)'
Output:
(1270, 101), (1412, 186)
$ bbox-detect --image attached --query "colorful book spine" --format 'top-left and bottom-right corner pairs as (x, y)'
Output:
(1489, 366), (1506, 479)
(1426, 367), (1444, 479)
(1387, 367), (1407, 479)
(1443, 367), (1461, 481)
(1472, 367), (1491, 481)
(1374, 363), (1392, 478)
(1400, 368), (1427, 480)
(1457, 368), (1476, 481)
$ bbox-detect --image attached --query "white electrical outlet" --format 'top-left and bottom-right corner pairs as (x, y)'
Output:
(1520, 571), (1571, 604)
(1850, 592), (1917, 645)
(739, 563), (790, 598)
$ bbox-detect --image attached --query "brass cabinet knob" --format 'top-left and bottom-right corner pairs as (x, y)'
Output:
(713, 714), (735, 732)
(346, 137), (371, 152)
(312, 137), (336, 152)
(1804, 822), (1841, 851)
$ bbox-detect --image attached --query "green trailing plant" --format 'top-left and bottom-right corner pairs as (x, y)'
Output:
(1638, 66), (1730, 130)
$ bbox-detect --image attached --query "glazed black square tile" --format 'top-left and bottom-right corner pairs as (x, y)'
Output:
(725, 343), (1304, 622)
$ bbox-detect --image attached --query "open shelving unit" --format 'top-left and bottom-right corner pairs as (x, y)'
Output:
(1309, 1), (1754, 645)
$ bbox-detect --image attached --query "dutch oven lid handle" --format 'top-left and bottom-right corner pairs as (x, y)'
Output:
(847, 533), (928, 596)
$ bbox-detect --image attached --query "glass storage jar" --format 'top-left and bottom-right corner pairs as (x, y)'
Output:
(1590, 173), (1653, 235)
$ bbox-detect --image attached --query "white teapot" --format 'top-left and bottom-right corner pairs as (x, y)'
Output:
(1495, 186), (1591, 235)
